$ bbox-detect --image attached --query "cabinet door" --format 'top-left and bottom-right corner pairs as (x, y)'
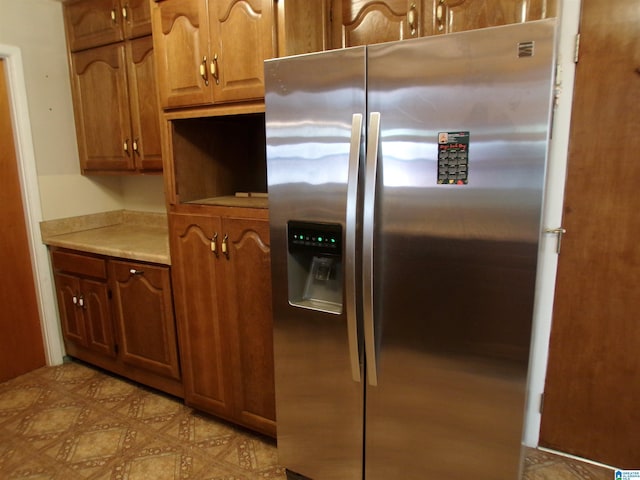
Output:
(209, 0), (275, 102)
(169, 213), (234, 417)
(109, 260), (180, 380)
(122, 0), (153, 39)
(55, 273), (87, 347)
(126, 37), (163, 172)
(64, 0), (124, 52)
(151, 0), (213, 108)
(81, 278), (117, 358)
(223, 217), (276, 436)
(426, 0), (557, 35)
(70, 43), (135, 172)
(332, 0), (419, 47)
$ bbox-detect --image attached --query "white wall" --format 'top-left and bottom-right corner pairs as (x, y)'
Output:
(0, 0), (165, 220)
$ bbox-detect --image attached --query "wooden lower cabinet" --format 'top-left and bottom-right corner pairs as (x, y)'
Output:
(169, 209), (276, 437)
(51, 248), (183, 397)
(109, 259), (181, 382)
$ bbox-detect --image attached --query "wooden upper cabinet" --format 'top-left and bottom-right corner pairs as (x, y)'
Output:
(210, 0), (275, 103)
(126, 36), (163, 171)
(332, 0), (420, 48)
(151, 0), (275, 109)
(64, 0), (151, 52)
(70, 43), (135, 172)
(70, 39), (162, 173)
(425, 0), (557, 35)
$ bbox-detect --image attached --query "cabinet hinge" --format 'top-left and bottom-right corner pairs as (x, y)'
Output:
(574, 33), (581, 63)
(539, 392), (545, 414)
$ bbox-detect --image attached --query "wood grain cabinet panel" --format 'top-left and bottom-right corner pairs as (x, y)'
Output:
(425, 0), (557, 35)
(331, 0), (420, 47)
(51, 248), (183, 397)
(151, 0), (275, 109)
(52, 253), (117, 359)
(169, 213), (233, 418)
(69, 38), (162, 173)
(169, 211), (276, 437)
(109, 259), (181, 381)
(64, 0), (151, 52)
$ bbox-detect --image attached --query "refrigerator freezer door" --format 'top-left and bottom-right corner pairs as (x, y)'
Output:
(265, 47), (366, 480)
(364, 20), (557, 480)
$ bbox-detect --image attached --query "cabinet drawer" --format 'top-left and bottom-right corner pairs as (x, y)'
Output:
(51, 249), (107, 279)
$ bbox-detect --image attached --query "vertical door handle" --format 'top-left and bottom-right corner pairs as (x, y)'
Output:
(221, 234), (229, 258)
(436, 0), (446, 31)
(77, 295), (85, 309)
(123, 139), (130, 154)
(110, 8), (117, 24)
(210, 232), (218, 256)
(210, 54), (219, 85)
(200, 56), (209, 86)
(363, 112), (381, 387)
(408, 3), (418, 36)
(345, 113), (363, 383)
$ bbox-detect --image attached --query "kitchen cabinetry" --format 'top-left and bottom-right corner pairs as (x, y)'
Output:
(63, 0), (162, 174)
(169, 209), (276, 437)
(69, 36), (162, 173)
(109, 259), (181, 382)
(425, 0), (557, 36)
(51, 248), (182, 397)
(64, 0), (152, 52)
(151, 0), (275, 109)
(331, 0), (420, 47)
(329, 0), (557, 47)
(52, 249), (116, 359)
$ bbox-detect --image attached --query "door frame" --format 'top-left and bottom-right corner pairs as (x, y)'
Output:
(1, 44), (64, 366)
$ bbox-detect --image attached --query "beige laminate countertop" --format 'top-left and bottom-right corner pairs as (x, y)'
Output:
(40, 210), (170, 265)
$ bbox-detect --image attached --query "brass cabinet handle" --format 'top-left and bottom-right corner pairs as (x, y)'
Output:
(436, 0), (445, 31)
(77, 295), (85, 309)
(408, 3), (417, 36)
(221, 233), (229, 258)
(210, 54), (219, 85)
(123, 139), (130, 153)
(132, 138), (139, 154)
(110, 8), (117, 23)
(72, 295), (78, 305)
(121, 5), (128, 20)
(210, 232), (218, 256)
(200, 56), (209, 86)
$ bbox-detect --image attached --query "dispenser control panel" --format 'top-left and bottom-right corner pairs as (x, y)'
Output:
(287, 221), (342, 256)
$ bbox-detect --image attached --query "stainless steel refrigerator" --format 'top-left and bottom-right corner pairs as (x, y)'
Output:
(265, 19), (557, 480)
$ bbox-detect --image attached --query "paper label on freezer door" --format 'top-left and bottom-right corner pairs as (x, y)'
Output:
(437, 131), (469, 185)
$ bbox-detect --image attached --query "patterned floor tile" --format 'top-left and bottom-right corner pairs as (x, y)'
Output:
(0, 362), (615, 480)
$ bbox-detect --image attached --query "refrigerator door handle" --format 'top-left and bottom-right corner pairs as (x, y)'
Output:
(346, 113), (363, 383)
(363, 112), (380, 387)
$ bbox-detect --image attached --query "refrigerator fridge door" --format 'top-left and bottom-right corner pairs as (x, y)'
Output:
(363, 20), (557, 480)
(265, 47), (367, 480)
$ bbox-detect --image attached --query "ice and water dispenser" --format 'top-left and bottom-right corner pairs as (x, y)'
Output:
(287, 221), (343, 314)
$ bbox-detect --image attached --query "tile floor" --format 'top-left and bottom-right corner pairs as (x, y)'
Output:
(0, 361), (613, 479)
